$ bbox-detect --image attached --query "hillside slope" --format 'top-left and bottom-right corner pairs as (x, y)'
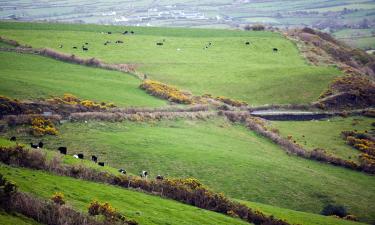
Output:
(0, 21), (342, 105)
(0, 51), (165, 107)
(9, 118), (375, 222)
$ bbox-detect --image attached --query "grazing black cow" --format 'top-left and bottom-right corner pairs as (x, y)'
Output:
(9, 136), (16, 141)
(119, 168), (126, 174)
(98, 162), (105, 166)
(208, 42), (212, 46)
(73, 46), (77, 49)
(245, 41), (250, 45)
(143, 74), (148, 80)
(91, 155), (98, 163)
(30, 143), (39, 149)
(107, 31), (112, 34)
(104, 41), (111, 45)
(156, 42), (163, 46)
(130, 31), (134, 34)
(115, 40), (124, 44)
(123, 31), (128, 35)
(273, 48), (278, 52)
(85, 42), (89, 45)
(140, 170), (148, 178)
(38, 141), (44, 148)
(58, 147), (67, 155)
(156, 175), (164, 180)
(82, 46), (88, 51)
(77, 153), (84, 159)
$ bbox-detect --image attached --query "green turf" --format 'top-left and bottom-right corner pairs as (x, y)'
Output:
(0, 140), (367, 225)
(270, 116), (375, 161)
(0, 164), (249, 225)
(0, 210), (41, 225)
(241, 201), (366, 225)
(8, 118), (375, 222)
(0, 21), (342, 106)
(0, 51), (165, 107)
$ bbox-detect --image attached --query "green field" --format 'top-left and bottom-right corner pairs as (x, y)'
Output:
(0, 21), (342, 106)
(0, 165), (249, 225)
(0, 210), (40, 225)
(0, 51), (165, 107)
(271, 116), (375, 160)
(0, 146), (366, 225)
(242, 201), (366, 225)
(9, 118), (375, 222)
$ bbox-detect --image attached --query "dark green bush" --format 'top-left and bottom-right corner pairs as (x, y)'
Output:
(321, 204), (348, 217)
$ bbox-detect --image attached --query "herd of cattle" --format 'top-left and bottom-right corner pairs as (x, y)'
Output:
(58, 30), (279, 53)
(9, 136), (164, 180)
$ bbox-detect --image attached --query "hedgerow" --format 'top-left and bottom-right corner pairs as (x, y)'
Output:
(140, 80), (193, 104)
(0, 145), (290, 225)
(48, 93), (116, 110)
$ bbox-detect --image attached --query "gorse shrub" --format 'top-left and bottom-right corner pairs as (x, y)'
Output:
(140, 80), (192, 104)
(88, 200), (121, 222)
(321, 204), (348, 218)
(31, 117), (58, 136)
(48, 93), (115, 110)
(51, 192), (65, 205)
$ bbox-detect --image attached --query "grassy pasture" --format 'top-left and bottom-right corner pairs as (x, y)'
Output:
(271, 116), (375, 161)
(0, 21), (342, 105)
(8, 118), (375, 222)
(0, 51), (165, 107)
(0, 210), (41, 225)
(0, 138), (367, 225)
(0, 165), (249, 225)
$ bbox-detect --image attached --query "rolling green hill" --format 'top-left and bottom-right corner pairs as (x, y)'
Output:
(0, 51), (165, 107)
(9, 118), (375, 222)
(0, 21), (342, 106)
(0, 165), (249, 225)
(0, 143), (366, 225)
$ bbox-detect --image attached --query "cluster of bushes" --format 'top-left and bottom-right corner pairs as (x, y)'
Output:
(88, 200), (138, 225)
(48, 93), (115, 110)
(0, 96), (24, 118)
(318, 75), (375, 109)
(215, 96), (248, 107)
(31, 117), (58, 136)
(321, 204), (357, 221)
(221, 111), (372, 174)
(70, 111), (216, 122)
(342, 130), (375, 173)
(0, 145), (290, 225)
(140, 80), (193, 104)
(342, 131), (375, 155)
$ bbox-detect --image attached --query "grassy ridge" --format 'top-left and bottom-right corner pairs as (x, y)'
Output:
(271, 117), (375, 161)
(0, 164), (249, 225)
(0, 51), (165, 107)
(0, 21), (342, 105)
(9, 118), (375, 222)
